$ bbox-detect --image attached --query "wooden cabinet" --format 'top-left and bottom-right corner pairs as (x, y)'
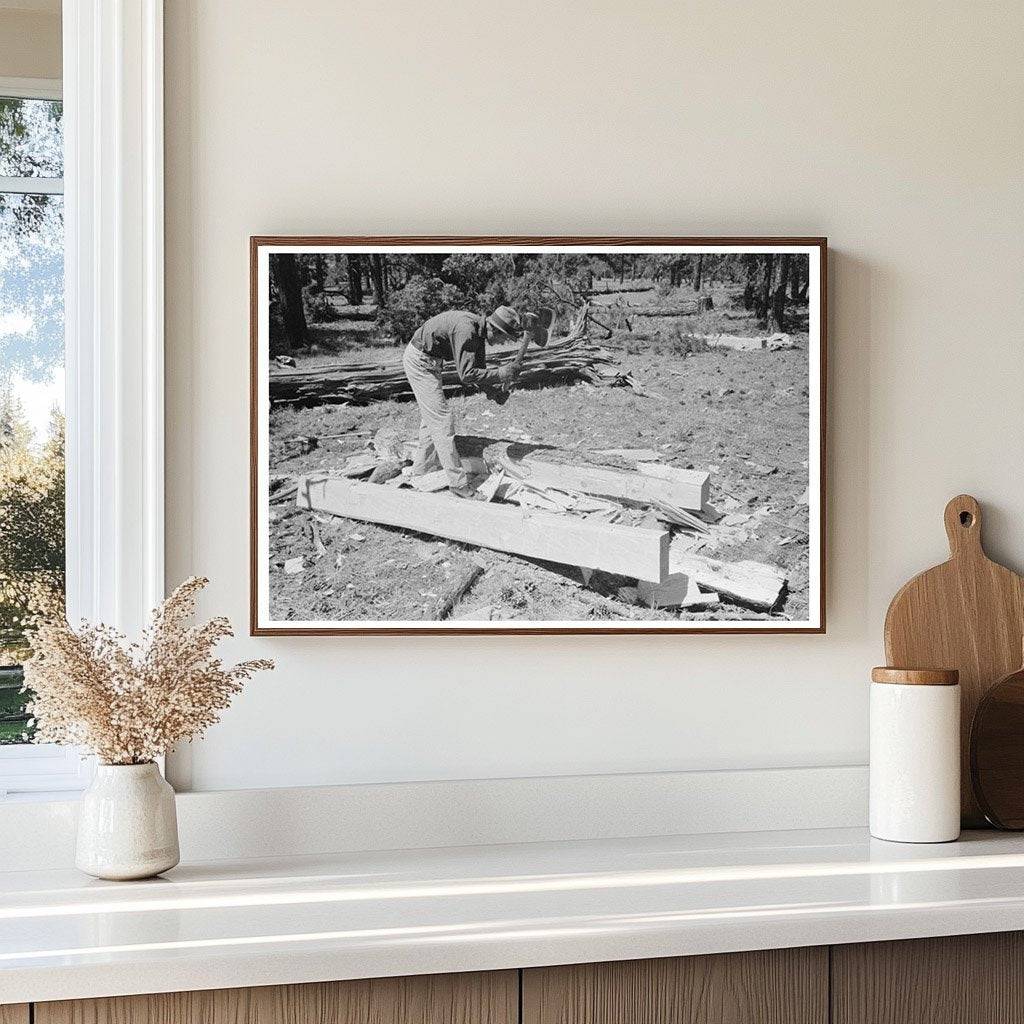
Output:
(22, 932), (1024, 1024)
(832, 932), (1024, 1024)
(522, 948), (828, 1024)
(34, 971), (517, 1024)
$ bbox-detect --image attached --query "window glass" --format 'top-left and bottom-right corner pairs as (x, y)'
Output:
(0, 98), (63, 178)
(0, 97), (64, 746)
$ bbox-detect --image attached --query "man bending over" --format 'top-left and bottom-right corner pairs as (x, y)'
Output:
(402, 305), (522, 499)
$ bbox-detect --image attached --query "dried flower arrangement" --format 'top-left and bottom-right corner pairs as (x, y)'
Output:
(23, 577), (273, 765)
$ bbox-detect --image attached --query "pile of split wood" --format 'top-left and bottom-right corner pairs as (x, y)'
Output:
(270, 336), (642, 407)
(291, 437), (790, 615)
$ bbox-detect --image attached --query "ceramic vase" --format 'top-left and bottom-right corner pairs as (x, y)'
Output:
(76, 762), (180, 880)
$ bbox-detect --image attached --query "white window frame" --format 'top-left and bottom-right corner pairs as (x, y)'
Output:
(0, 76), (61, 101)
(0, 76), (64, 194)
(0, 1), (165, 799)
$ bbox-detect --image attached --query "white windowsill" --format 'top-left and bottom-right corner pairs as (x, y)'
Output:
(0, 744), (94, 799)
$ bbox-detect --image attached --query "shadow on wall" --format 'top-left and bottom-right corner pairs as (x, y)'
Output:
(826, 250), (873, 633)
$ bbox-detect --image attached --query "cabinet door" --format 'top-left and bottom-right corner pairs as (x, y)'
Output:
(0, 1006), (29, 1024)
(35, 971), (517, 1024)
(832, 932), (1024, 1024)
(523, 948), (828, 1024)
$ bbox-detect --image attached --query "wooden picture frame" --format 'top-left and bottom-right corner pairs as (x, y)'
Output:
(251, 237), (827, 635)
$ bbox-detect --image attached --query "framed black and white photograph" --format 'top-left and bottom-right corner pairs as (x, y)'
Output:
(250, 237), (826, 635)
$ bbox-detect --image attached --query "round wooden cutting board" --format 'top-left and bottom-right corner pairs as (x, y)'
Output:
(970, 654), (1024, 829)
(884, 494), (1024, 826)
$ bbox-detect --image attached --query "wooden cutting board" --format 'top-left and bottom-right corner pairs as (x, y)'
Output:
(970, 649), (1024, 828)
(884, 494), (1024, 826)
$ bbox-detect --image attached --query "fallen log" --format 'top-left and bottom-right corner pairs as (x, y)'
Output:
(682, 332), (795, 352)
(269, 336), (640, 406)
(631, 304), (699, 317)
(299, 476), (669, 582)
(500, 453), (709, 511)
(668, 543), (786, 610)
(586, 284), (654, 296)
(434, 563), (485, 620)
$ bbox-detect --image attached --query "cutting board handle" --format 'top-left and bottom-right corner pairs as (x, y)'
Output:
(944, 494), (983, 559)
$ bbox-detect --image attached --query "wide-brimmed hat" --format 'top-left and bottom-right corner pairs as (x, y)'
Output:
(487, 305), (523, 340)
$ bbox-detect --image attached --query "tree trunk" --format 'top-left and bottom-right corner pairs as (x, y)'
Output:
(670, 256), (685, 288)
(754, 254), (773, 323)
(312, 254), (326, 293)
(789, 259), (803, 302)
(274, 253), (308, 351)
(692, 254), (703, 293)
(369, 255), (388, 305)
(796, 264), (810, 302)
(769, 254), (791, 332)
(742, 255), (757, 309)
(346, 255), (363, 305)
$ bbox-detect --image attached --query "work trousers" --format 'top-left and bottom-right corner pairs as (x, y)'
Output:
(402, 342), (469, 490)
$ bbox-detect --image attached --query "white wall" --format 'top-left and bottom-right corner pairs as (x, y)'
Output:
(0, 5), (61, 80)
(164, 0), (1024, 792)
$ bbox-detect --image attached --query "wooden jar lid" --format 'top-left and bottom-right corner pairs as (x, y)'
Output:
(871, 667), (960, 686)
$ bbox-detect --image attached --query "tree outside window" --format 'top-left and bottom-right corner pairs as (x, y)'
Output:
(0, 94), (65, 744)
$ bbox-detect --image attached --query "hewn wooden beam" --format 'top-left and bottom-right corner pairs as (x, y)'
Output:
(510, 457), (709, 511)
(299, 477), (670, 582)
(669, 545), (786, 610)
(637, 574), (719, 609)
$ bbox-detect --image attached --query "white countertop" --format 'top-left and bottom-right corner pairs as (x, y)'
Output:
(4, 826), (1024, 1004)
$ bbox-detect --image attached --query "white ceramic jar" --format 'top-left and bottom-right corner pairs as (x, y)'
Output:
(869, 667), (961, 843)
(76, 762), (180, 880)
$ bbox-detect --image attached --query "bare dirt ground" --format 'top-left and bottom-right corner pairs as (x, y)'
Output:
(268, 284), (812, 623)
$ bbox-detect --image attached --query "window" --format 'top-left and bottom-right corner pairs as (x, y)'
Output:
(0, 79), (85, 797)
(0, 5), (166, 797)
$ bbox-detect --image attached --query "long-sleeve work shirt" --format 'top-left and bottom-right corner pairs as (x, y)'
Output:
(410, 310), (501, 389)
